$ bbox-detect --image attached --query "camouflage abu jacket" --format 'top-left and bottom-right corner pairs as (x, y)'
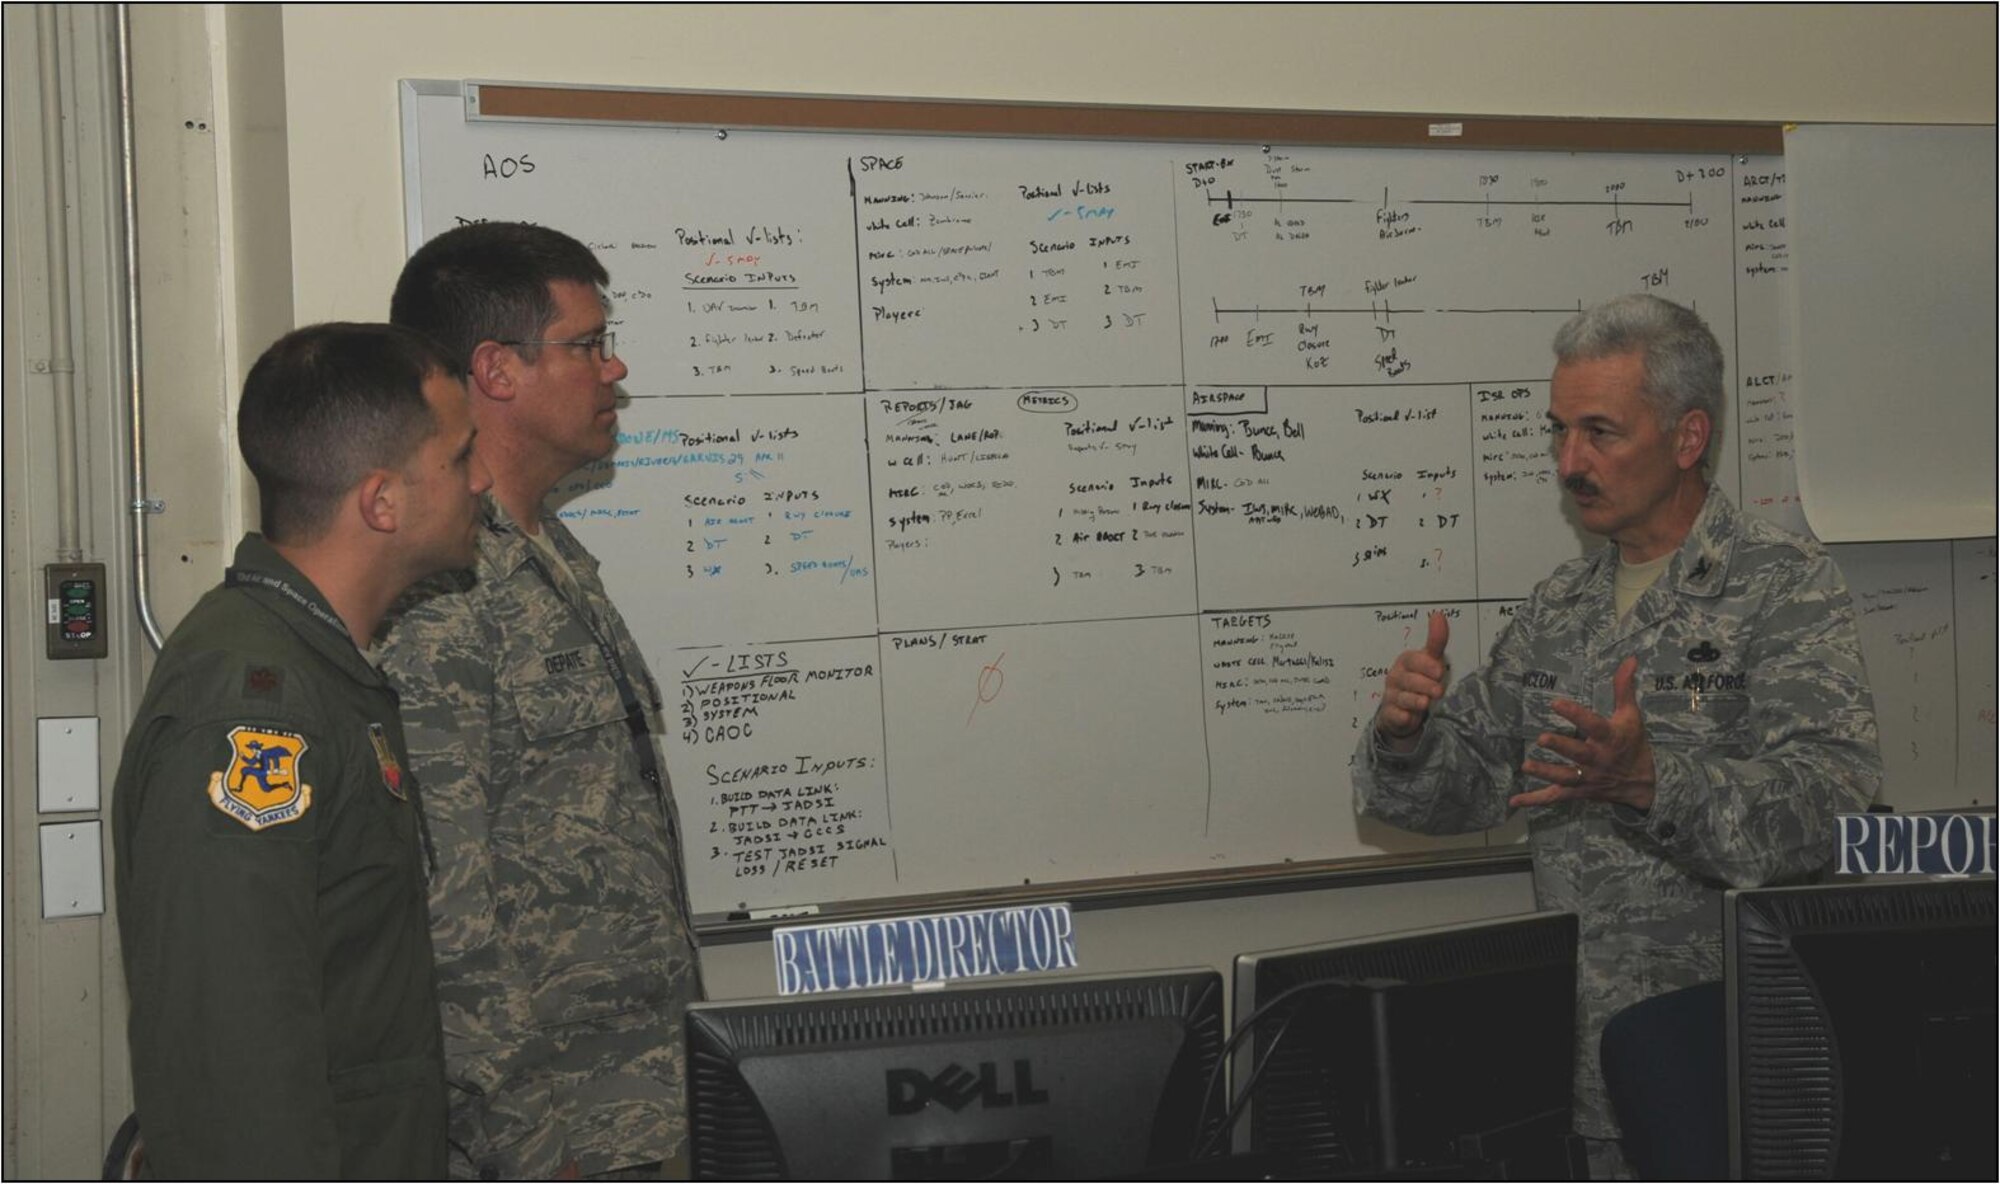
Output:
(377, 497), (702, 1178)
(1352, 486), (1881, 1139)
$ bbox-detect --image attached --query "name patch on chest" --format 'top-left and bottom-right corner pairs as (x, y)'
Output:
(1520, 670), (1560, 690)
(542, 647), (593, 676)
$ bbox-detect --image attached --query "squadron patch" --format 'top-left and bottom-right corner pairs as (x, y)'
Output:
(208, 726), (313, 831)
(368, 722), (407, 800)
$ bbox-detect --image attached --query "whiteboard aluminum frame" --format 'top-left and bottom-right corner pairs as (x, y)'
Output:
(444, 77), (1784, 154)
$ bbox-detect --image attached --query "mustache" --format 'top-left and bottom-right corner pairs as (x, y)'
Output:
(1564, 474), (1600, 498)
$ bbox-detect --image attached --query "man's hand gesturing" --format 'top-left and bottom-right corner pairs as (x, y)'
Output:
(1376, 612), (1450, 753)
(1511, 656), (1658, 812)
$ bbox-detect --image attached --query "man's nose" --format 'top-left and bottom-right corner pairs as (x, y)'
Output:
(603, 353), (630, 384)
(1554, 431), (1583, 477)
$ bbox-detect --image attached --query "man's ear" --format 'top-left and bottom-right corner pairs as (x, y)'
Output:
(356, 469), (400, 535)
(468, 340), (518, 403)
(1673, 409), (1712, 472)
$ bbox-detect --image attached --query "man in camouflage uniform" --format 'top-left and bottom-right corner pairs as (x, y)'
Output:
(1352, 294), (1881, 1172)
(377, 223), (702, 1179)
(114, 324), (489, 1176)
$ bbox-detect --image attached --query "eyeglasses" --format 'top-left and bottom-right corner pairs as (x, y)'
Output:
(497, 330), (617, 362)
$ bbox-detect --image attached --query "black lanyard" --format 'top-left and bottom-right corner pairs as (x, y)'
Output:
(227, 567), (352, 640)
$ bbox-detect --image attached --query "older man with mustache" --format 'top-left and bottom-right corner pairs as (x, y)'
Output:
(1352, 294), (1881, 1177)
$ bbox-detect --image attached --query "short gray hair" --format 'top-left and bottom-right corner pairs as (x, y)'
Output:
(1552, 294), (1725, 466)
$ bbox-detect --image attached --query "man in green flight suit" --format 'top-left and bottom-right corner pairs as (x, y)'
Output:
(112, 322), (491, 1177)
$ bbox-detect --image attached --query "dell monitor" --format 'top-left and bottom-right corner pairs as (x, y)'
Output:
(1230, 911), (1579, 1177)
(1726, 879), (1997, 1180)
(686, 967), (1227, 1179)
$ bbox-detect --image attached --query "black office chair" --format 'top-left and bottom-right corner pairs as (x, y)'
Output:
(102, 1112), (143, 1181)
(1600, 981), (1727, 1180)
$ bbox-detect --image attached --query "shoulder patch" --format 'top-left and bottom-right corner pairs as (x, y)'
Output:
(367, 722), (407, 801)
(208, 726), (313, 831)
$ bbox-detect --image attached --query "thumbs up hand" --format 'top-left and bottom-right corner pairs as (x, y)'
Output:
(1375, 612), (1451, 751)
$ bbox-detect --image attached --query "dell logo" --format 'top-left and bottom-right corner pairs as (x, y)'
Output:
(885, 1060), (1051, 1115)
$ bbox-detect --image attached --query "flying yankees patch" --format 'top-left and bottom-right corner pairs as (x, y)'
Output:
(208, 726), (313, 831)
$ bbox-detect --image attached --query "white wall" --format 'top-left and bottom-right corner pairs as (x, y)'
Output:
(6, 7), (151, 1175)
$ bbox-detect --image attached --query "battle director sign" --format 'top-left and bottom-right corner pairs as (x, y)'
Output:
(774, 903), (1079, 996)
(209, 726), (314, 831)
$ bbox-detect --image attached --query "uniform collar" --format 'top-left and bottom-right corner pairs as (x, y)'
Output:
(479, 493), (541, 578)
(226, 533), (384, 686)
(1668, 485), (1738, 599)
(477, 493), (599, 592)
(1541, 484), (1736, 605)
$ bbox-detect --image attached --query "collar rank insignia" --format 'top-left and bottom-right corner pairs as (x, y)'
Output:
(209, 726), (312, 831)
(1691, 555), (1713, 580)
(242, 665), (283, 699)
(1687, 641), (1722, 664)
(368, 722), (407, 801)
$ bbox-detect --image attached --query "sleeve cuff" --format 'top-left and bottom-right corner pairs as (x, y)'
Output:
(1615, 748), (1696, 844)
(1369, 722), (1438, 773)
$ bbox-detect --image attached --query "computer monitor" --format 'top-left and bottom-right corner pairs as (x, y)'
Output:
(1726, 879), (1997, 1180)
(686, 967), (1227, 1179)
(1230, 911), (1579, 1177)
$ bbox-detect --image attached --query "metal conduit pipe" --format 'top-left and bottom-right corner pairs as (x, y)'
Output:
(36, 3), (83, 564)
(116, 2), (166, 650)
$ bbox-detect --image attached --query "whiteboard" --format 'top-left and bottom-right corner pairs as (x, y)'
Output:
(1788, 124), (1998, 542)
(402, 83), (1998, 917)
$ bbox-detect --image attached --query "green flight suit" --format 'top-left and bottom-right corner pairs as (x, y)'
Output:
(112, 535), (447, 1178)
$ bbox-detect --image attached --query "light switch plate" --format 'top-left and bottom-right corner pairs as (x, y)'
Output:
(40, 821), (104, 919)
(37, 716), (100, 812)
